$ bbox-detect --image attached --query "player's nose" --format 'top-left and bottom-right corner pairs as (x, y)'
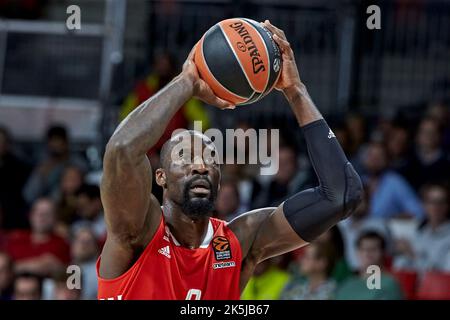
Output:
(191, 155), (209, 175)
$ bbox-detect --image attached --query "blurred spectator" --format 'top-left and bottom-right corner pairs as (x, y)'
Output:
(53, 165), (85, 222)
(315, 226), (353, 284)
(253, 145), (312, 208)
(241, 257), (291, 300)
(52, 165), (85, 239)
(51, 270), (81, 300)
(214, 177), (242, 221)
(280, 242), (337, 300)
(372, 115), (394, 143)
(426, 101), (450, 151)
(23, 125), (87, 205)
(0, 204), (4, 249)
(120, 52), (177, 122)
(339, 187), (392, 271)
(70, 227), (99, 300)
(386, 124), (412, 172)
(221, 122), (266, 212)
(401, 117), (450, 191)
(5, 198), (70, 277)
(0, 127), (31, 229)
(394, 184), (450, 273)
(13, 272), (42, 300)
(71, 184), (106, 240)
(335, 231), (403, 300)
(120, 52), (210, 155)
(362, 141), (424, 219)
(0, 251), (14, 300)
(346, 114), (368, 157)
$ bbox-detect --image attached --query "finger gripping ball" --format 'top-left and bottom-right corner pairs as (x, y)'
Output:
(194, 18), (282, 106)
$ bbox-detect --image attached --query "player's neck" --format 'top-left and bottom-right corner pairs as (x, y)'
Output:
(162, 201), (210, 249)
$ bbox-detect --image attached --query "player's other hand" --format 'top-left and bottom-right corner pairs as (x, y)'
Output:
(181, 43), (235, 110)
(262, 20), (302, 94)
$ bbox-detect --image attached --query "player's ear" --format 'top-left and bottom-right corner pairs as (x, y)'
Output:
(155, 168), (167, 188)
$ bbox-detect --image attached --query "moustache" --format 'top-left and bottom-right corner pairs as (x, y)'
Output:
(186, 176), (213, 190)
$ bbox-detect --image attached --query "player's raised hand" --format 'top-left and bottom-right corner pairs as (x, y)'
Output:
(182, 43), (235, 110)
(262, 20), (302, 93)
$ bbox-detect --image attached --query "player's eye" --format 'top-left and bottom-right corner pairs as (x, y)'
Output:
(178, 149), (184, 158)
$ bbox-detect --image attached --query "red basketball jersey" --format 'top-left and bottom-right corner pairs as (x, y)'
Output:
(97, 216), (242, 300)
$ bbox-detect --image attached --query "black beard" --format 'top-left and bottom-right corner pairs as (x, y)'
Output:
(181, 177), (216, 219)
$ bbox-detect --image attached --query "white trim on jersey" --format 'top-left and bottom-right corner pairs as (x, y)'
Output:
(165, 220), (213, 248)
(200, 220), (214, 248)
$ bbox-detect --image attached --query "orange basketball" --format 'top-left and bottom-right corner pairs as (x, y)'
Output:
(194, 18), (282, 106)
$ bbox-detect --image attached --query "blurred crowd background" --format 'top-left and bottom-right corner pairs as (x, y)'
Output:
(0, 0), (450, 300)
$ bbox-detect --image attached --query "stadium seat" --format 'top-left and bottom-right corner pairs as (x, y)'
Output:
(416, 271), (450, 300)
(391, 270), (418, 300)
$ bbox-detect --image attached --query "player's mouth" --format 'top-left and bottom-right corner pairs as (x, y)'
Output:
(188, 179), (211, 196)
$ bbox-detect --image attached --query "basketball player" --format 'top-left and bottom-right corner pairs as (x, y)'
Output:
(97, 21), (363, 300)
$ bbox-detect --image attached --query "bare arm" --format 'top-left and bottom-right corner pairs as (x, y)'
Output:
(100, 47), (233, 278)
(102, 74), (193, 242)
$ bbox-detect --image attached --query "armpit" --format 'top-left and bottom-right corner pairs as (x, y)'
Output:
(227, 207), (276, 260)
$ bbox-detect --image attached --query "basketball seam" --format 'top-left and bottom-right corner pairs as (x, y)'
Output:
(242, 19), (271, 98)
(200, 35), (248, 101)
(265, 66), (282, 96)
(238, 91), (264, 105)
(238, 91), (256, 105)
(218, 23), (256, 97)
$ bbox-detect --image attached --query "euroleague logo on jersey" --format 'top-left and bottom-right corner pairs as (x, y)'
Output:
(213, 236), (230, 251)
(212, 236), (232, 260)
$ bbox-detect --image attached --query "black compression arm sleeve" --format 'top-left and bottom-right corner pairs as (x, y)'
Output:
(283, 119), (363, 242)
